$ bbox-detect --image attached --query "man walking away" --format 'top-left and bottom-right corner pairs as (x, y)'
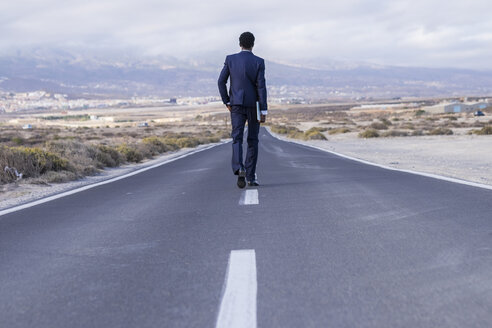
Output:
(218, 31), (268, 189)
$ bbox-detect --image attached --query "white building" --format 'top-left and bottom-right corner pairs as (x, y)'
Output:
(444, 102), (489, 113)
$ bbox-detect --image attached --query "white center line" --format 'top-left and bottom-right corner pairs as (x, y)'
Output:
(239, 189), (259, 205)
(216, 249), (257, 328)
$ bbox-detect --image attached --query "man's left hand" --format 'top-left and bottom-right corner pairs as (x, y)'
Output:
(260, 114), (266, 123)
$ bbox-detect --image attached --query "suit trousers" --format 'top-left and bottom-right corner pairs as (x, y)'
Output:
(230, 105), (260, 181)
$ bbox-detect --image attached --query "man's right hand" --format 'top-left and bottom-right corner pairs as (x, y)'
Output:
(226, 105), (232, 112)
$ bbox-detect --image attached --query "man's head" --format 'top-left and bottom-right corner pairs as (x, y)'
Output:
(239, 32), (255, 50)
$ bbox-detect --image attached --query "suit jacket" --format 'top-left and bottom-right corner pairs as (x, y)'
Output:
(217, 51), (268, 111)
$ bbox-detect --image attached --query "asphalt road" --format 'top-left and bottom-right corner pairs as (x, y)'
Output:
(1, 128), (492, 327)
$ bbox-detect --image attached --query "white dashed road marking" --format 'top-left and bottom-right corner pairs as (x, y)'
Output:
(216, 249), (257, 328)
(239, 189), (259, 205)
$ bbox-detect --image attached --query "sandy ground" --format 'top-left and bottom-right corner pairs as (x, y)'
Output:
(0, 142), (226, 211)
(271, 130), (492, 186)
(0, 103), (228, 128)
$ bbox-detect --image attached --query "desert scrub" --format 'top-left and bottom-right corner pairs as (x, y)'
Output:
(176, 137), (201, 148)
(270, 125), (305, 139)
(270, 124), (327, 140)
(328, 127), (351, 135)
(42, 114), (90, 121)
(11, 137), (24, 145)
(270, 125), (300, 135)
(0, 146), (70, 183)
(471, 121), (485, 128)
(96, 145), (124, 167)
(0, 129), (224, 185)
(116, 144), (144, 163)
(304, 127), (327, 134)
(428, 128), (453, 135)
(400, 123), (415, 130)
(304, 127), (327, 140)
(380, 118), (392, 126)
(358, 129), (380, 138)
(369, 122), (388, 130)
(46, 140), (124, 173)
(46, 140), (99, 174)
(142, 136), (174, 154)
(381, 130), (409, 137)
(469, 126), (492, 135)
(443, 122), (460, 128)
(415, 109), (426, 117)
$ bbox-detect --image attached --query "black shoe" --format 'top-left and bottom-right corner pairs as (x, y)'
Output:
(237, 168), (246, 189)
(248, 180), (260, 187)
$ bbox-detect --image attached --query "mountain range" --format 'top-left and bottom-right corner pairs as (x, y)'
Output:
(1, 48), (492, 99)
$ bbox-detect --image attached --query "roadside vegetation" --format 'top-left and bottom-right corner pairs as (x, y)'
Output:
(358, 129), (380, 138)
(0, 125), (228, 185)
(269, 124), (327, 140)
(265, 104), (491, 140)
(468, 126), (492, 135)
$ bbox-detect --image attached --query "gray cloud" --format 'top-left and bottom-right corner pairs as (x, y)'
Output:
(1, 0), (492, 69)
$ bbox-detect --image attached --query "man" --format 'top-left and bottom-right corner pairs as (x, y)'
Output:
(218, 31), (268, 189)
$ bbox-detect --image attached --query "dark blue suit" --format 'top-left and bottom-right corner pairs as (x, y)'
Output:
(218, 51), (268, 181)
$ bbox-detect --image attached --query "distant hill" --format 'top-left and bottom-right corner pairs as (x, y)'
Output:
(1, 49), (492, 99)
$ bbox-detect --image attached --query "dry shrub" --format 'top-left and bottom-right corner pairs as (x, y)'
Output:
(46, 141), (99, 174)
(400, 123), (415, 130)
(46, 140), (125, 172)
(470, 126), (492, 135)
(217, 130), (231, 139)
(369, 122), (388, 130)
(443, 122), (460, 128)
(428, 128), (453, 135)
(328, 127), (351, 135)
(96, 145), (124, 167)
(358, 129), (380, 138)
(0, 146), (70, 183)
(142, 136), (173, 155)
(0, 128), (224, 185)
(11, 137), (24, 145)
(270, 125), (305, 139)
(32, 171), (79, 184)
(471, 121), (485, 128)
(382, 130), (409, 137)
(116, 144), (144, 163)
(175, 137), (201, 148)
(270, 124), (327, 140)
(380, 118), (392, 126)
(270, 125), (300, 135)
(304, 128), (327, 140)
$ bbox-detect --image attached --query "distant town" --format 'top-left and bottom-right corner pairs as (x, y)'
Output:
(0, 90), (322, 113)
(1, 90), (491, 115)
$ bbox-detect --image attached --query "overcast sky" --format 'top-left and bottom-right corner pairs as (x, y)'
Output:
(2, 0), (492, 69)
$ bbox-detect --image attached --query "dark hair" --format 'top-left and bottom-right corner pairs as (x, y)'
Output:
(239, 32), (255, 49)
